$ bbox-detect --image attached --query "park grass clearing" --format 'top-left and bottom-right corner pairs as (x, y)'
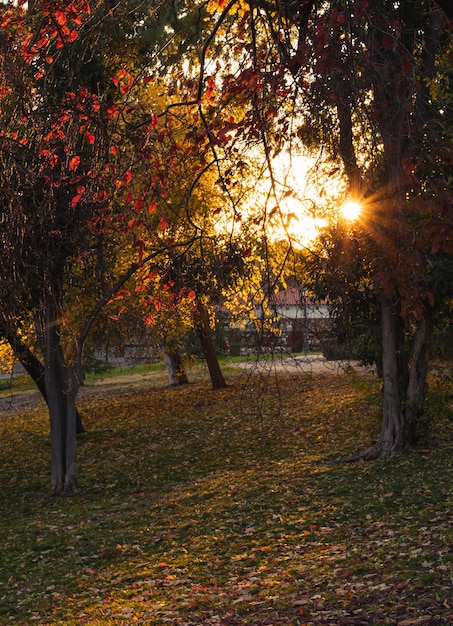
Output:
(0, 368), (452, 625)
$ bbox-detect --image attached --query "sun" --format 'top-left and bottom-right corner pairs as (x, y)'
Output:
(340, 200), (361, 221)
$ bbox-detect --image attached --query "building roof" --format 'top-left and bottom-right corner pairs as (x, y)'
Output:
(270, 287), (306, 307)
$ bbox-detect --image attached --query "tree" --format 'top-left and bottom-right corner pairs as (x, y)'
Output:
(0, 1), (164, 493)
(0, 0), (260, 492)
(188, 0), (453, 457)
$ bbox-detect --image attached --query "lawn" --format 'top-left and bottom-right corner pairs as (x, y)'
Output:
(0, 365), (452, 625)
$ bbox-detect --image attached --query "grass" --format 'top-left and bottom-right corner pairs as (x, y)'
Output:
(0, 366), (452, 625)
(0, 374), (34, 394)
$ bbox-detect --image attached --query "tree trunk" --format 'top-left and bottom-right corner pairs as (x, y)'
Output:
(195, 301), (228, 389)
(405, 310), (433, 444)
(377, 296), (407, 456)
(41, 297), (78, 495)
(338, 296), (409, 462)
(4, 328), (85, 434)
(339, 296), (436, 463)
(163, 343), (189, 386)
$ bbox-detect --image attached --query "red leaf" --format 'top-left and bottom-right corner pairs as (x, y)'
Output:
(96, 190), (109, 202)
(86, 132), (95, 144)
(71, 192), (83, 208)
(147, 201), (157, 214)
(159, 216), (168, 231)
(69, 155), (81, 171)
(402, 157), (416, 175)
(122, 170), (133, 185)
(381, 34), (394, 51)
(36, 36), (48, 50)
(128, 218), (140, 230)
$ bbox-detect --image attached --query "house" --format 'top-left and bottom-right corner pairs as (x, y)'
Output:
(224, 286), (331, 354)
(264, 286), (330, 351)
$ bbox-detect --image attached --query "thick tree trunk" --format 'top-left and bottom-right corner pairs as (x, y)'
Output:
(377, 297), (407, 456)
(42, 298), (78, 495)
(64, 370), (79, 493)
(4, 328), (85, 434)
(338, 296), (409, 462)
(195, 302), (228, 389)
(163, 343), (189, 386)
(339, 298), (435, 462)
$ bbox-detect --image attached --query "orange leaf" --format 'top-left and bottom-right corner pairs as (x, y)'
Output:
(54, 11), (66, 26)
(69, 156), (81, 171)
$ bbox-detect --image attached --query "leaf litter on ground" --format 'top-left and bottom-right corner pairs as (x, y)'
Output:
(0, 366), (452, 625)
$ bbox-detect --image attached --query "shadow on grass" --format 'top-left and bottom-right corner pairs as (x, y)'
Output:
(0, 372), (452, 625)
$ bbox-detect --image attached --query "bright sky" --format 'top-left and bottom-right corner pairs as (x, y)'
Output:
(214, 150), (359, 247)
(264, 152), (345, 247)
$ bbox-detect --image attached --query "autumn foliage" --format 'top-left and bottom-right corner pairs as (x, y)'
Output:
(0, 0), (452, 496)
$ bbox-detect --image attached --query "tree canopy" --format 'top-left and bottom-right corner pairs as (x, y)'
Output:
(0, 0), (452, 492)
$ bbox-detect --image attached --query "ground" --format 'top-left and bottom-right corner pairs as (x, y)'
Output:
(1, 357), (451, 625)
(0, 354), (370, 416)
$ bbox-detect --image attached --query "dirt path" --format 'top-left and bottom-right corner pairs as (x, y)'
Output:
(0, 356), (373, 417)
(0, 371), (167, 417)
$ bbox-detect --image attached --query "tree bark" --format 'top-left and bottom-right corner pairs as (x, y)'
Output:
(3, 328), (85, 434)
(377, 296), (407, 456)
(338, 296), (408, 462)
(41, 297), (78, 495)
(163, 343), (189, 386)
(405, 311), (433, 444)
(195, 301), (228, 389)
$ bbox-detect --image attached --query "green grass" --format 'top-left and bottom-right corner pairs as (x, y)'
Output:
(0, 370), (452, 625)
(84, 361), (166, 380)
(0, 374), (34, 394)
